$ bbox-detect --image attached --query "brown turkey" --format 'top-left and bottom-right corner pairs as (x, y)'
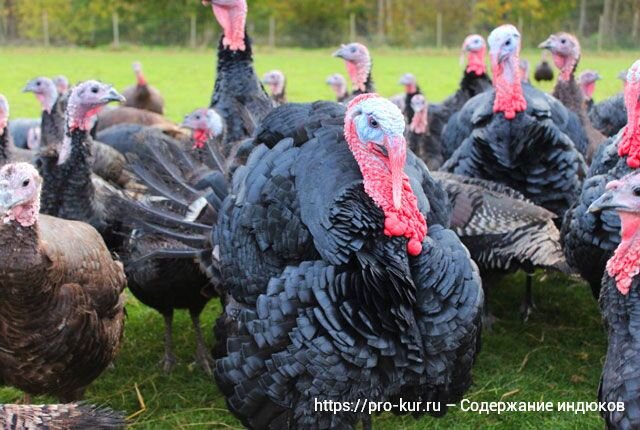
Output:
(96, 106), (181, 136)
(539, 32), (605, 163)
(23, 77), (134, 189)
(121, 61), (164, 114)
(0, 403), (125, 429)
(0, 162), (126, 402)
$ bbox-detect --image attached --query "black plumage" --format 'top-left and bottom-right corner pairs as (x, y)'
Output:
(117, 99), (479, 429)
(434, 172), (569, 321)
(441, 84), (587, 220)
(209, 32), (273, 154)
(590, 93), (627, 138)
(431, 69), (493, 148)
(562, 135), (630, 298)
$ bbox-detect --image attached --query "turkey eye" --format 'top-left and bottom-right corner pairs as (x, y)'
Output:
(36, 81), (41, 86)
(505, 40), (511, 46)
(368, 117), (379, 128)
(22, 179), (30, 187)
(350, 47), (356, 53)
(195, 115), (201, 120)
(634, 187), (640, 197)
(91, 86), (99, 93)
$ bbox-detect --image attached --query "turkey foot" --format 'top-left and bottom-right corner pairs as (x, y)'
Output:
(519, 273), (536, 322)
(160, 311), (177, 373)
(191, 310), (214, 376)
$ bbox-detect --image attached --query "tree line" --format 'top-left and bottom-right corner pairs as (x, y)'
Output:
(0, 0), (638, 49)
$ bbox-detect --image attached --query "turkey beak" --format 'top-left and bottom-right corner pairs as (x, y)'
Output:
(333, 45), (347, 59)
(385, 135), (407, 210)
(102, 87), (125, 104)
(0, 183), (22, 212)
(22, 81), (37, 93)
(588, 182), (628, 213)
(538, 36), (554, 50)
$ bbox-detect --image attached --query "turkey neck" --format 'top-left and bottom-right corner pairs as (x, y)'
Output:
(492, 54), (527, 120)
(404, 87), (421, 123)
(606, 213), (640, 295)
(210, 30), (266, 148)
(0, 221), (49, 299)
(57, 128), (96, 221)
(466, 48), (487, 76)
(40, 96), (65, 148)
(348, 60), (375, 95)
(553, 76), (585, 116)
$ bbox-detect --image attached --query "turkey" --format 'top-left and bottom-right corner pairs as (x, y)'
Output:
(562, 61), (640, 298)
(0, 96), (34, 166)
(407, 94), (443, 170)
(432, 33), (493, 151)
(121, 61), (164, 114)
(441, 24), (587, 220)
(204, 0), (273, 153)
(262, 70), (287, 105)
(0, 162), (126, 402)
(578, 69), (601, 112)
(333, 42), (375, 98)
(113, 95), (479, 428)
(0, 403), (125, 429)
(325, 73), (349, 103)
(539, 32), (605, 163)
(22, 76), (133, 188)
(588, 171), (640, 429)
(399, 72), (421, 123)
(212, 94), (481, 429)
(53, 74), (70, 95)
(38, 80), (130, 249)
(533, 50), (554, 82)
(432, 172), (569, 323)
(96, 106), (181, 135)
(115, 140), (220, 375)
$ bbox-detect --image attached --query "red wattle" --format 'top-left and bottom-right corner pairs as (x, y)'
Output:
(619, 81), (640, 168)
(607, 214), (640, 295)
(492, 57), (527, 120)
(192, 129), (209, 149)
(466, 49), (487, 76)
(407, 239), (422, 256)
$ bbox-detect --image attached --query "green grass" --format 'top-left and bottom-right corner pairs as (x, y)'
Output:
(0, 46), (635, 429)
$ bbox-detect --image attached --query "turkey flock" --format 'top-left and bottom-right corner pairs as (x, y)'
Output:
(0, 0), (638, 429)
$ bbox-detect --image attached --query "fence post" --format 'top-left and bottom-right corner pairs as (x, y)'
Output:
(377, 0), (384, 43)
(268, 16), (275, 48)
(598, 14), (604, 51)
(190, 13), (197, 48)
(633, 10), (639, 41)
(517, 16), (523, 32)
(112, 12), (120, 48)
(349, 13), (356, 41)
(42, 10), (49, 46)
(436, 12), (442, 49)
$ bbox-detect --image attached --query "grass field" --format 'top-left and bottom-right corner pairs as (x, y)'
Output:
(0, 45), (637, 429)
